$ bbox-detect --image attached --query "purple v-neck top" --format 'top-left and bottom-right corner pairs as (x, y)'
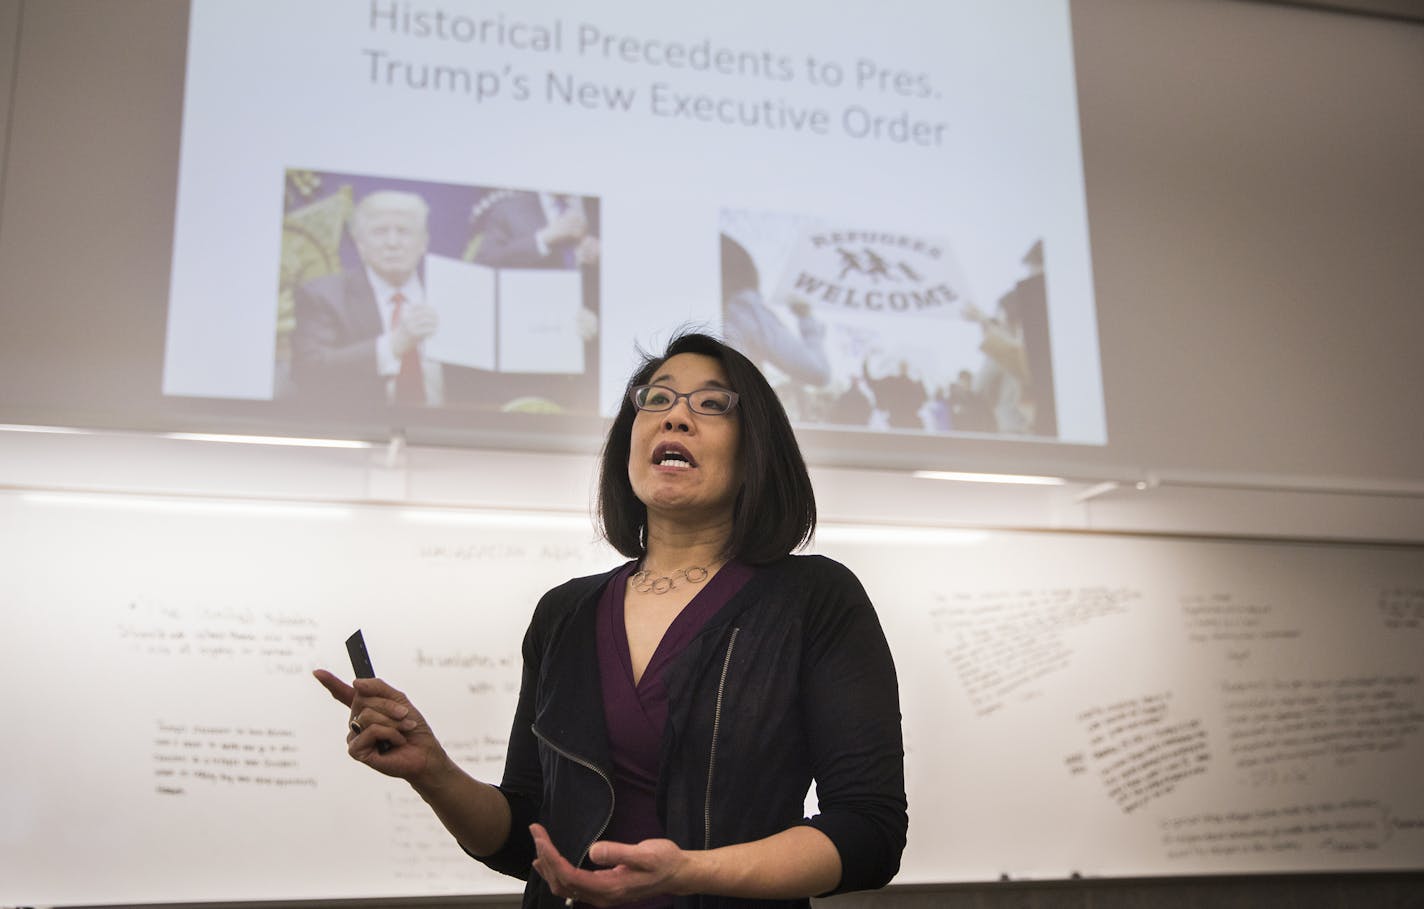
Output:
(595, 560), (754, 853)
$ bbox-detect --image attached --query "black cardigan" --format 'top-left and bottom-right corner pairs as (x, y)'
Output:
(476, 554), (908, 909)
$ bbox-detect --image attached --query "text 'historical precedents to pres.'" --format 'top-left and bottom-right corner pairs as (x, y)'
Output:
(359, 2), (949, 147)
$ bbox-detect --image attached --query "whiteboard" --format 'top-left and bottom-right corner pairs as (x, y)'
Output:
(1, 489), (1421, 905)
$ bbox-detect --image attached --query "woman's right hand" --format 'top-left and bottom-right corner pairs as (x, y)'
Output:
(312, 669), (450, 783)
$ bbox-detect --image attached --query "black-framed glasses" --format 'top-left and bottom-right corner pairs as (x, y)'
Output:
(630, 384), (740, 416)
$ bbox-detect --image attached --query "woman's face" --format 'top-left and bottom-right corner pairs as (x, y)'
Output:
(627, 352), (743, 523)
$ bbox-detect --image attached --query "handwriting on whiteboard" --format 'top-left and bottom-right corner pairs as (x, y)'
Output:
(384, 735), (511, 884)
(151, 720), (314, 796)
(413, 647), (520, 696)
(1158, 799), (1396, 860)
(118, 598), (318, 676)
(931, 586), (1140, 717)
(1067, 692), (1210, 814)
(1180, 592), (1301, 649)
(1221, 674), (1424, 785)
(1377, 587), (1424, 630)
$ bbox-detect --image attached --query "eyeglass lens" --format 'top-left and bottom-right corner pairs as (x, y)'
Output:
(633, 385), (736, 414)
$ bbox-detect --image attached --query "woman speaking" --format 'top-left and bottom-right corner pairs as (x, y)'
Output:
(314, 331), (907, 908)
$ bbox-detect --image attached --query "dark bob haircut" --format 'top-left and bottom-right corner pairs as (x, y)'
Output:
(597, 330), (816, 565)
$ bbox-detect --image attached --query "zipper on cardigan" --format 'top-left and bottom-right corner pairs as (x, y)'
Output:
(531, 723), (615, 869)
(703, 626), (740, 850)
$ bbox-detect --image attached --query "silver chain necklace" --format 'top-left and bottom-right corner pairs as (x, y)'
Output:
(629, 565), (710, 595)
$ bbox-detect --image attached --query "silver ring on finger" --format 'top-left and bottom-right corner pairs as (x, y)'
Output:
(349, 720), (363, 735)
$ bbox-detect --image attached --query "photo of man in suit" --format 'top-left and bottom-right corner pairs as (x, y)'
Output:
(290, 190), (443, 406)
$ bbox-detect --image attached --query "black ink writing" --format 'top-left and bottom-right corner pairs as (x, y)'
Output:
(151, 721), (313, 796)
(934, 586), (1139, 716)
(1076, 692), (1211, 814)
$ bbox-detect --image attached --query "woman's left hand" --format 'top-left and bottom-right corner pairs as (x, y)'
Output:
(529, 823), (692, 907)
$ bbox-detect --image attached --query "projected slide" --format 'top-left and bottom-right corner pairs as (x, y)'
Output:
(164, 0), (1104, 443)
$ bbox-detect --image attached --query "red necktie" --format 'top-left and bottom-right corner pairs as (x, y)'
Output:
(554, 195), (577, 267)
(390, 292), (424, 405)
